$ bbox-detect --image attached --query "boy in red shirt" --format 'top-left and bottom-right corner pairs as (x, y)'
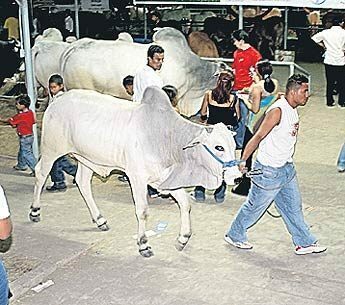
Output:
(0, 96), (37, 176)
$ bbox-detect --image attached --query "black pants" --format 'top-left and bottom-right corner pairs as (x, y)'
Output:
(325, 64), (345, 106)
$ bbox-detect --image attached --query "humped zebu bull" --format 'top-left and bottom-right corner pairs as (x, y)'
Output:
(32, 40), (68, 88)
(32, 31), (132, 90)
(29, 86), (240, 257)
(32, 28), (71, 89)
(59, 27), (227, 117)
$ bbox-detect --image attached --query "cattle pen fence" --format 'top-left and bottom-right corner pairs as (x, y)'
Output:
(200, 57), (312, 93)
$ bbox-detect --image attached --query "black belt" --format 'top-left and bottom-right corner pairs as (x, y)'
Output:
(19, 134), (33, 138)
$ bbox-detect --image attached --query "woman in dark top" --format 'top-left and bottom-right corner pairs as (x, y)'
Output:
(200, 71), (240, 126)
(191, 71), (240, 204)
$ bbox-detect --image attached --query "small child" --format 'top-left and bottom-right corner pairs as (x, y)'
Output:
(0, 95), (37, 176)
(122, 75), (134, 96)
(45, 74), (77, 192)
(162, 85), (179, 113)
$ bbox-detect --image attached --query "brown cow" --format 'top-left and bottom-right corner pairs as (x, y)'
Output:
(188, 31), (219, 58)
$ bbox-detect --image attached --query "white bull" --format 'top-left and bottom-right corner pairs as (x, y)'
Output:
(31, 28), (67, 88)
(60, 27), (225, 117)
(30, 86), (240, 257)
(32, 40), (68, 88)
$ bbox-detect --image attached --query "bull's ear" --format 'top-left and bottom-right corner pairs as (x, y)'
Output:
(182, 130), (208, 150)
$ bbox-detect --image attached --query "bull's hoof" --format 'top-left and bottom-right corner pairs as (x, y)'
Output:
(97, 223), (110, 231)
(95, 215), (109, 231)
(175, 235), (191, 251)
(139, 246), (154, 258)
(175, 240), (188, 251)
(29, 213), (41, 223)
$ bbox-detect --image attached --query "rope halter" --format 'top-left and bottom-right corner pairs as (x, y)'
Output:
(202, 144), (238, 169)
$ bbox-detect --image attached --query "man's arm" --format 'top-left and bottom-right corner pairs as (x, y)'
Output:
(0, 186), (12, 241)
(239, 107), (281, 171)
(311, 31), (326, 49)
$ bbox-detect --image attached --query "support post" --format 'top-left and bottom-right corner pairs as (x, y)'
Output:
(144, 5), (147, 41)
(284, 7), (289, 50)
(17, 0), (39, 158)
(74, 0), (80, 39)
(239, 5), (243, 30)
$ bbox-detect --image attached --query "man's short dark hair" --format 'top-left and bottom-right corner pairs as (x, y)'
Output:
(16, 95), (31, 108)
(332, 15), (344, 26)
(122, 75), (134, 87)
(231, 29), (249, 43)
(286, 74), (309, 92)
(49, 74), (64, 85)
(147, 45), (164, 59)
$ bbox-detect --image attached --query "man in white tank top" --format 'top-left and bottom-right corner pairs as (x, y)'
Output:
(224, 74), (327, 255)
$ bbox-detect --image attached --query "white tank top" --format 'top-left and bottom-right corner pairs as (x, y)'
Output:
(257, 97), (299, 167)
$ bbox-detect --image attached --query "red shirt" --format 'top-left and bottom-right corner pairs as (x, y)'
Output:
(232, 46), (262, 90)
(8, 110), (36, 136)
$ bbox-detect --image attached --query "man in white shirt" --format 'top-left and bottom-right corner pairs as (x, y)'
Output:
(312, 16), (345, 107)
(133, 45), (164, 198)
(133, 45), (164, 103)
(224, 74), (327, 255)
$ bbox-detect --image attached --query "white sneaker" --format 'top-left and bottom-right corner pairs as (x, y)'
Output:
(294, 243), (327, 255)
(224, 235), (253, 250)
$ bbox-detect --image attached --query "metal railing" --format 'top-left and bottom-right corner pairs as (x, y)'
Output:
(200, 57), (312, 92)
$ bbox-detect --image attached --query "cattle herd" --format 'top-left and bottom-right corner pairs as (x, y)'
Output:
(0, 4), (344, 257)
(1, 5), (344, 90)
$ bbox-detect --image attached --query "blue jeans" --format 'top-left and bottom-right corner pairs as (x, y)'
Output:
(234, 100), (249, 149)
(337, 143), (345, 171)
(50, 155), (77, 186)
(17, 135), (37, 171)
(227, 161), (317, 247)
(0, 260), (9, 305)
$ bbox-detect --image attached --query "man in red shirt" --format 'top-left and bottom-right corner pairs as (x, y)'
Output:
(0, 96), (37, 176)
(231, 29), (262, 151)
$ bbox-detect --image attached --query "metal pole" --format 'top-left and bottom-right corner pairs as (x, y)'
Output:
(74, 0), (80, 39)
(284, 7), (289, 50)
(17, 0), (39, 158)
(144, 5), (147, 41)
(238, 5), (243, 30)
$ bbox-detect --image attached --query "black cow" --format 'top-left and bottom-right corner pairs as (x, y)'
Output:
(203, 16), (238, 58)
(0, 39), (20, 86)
(287, 9), (323, 62)
(203, 8), (284, 59)
(247, 15), (284, 60)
